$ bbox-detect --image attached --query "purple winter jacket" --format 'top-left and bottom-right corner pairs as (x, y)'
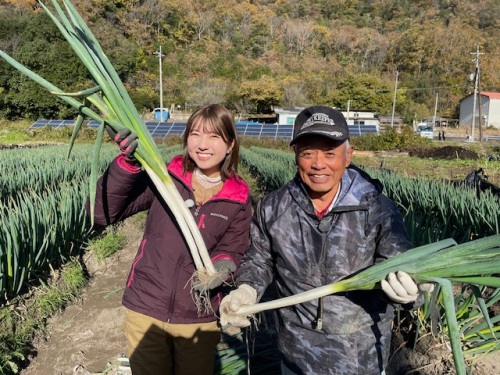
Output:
(88, 155), (252, 324)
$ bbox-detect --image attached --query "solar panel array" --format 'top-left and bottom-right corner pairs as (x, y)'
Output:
(29, 119), (378, 140)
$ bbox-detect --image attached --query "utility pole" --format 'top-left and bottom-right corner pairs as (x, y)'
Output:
(478, 88), (484, 142)
(432, 92), (438, 130)
(346, 99), (351, 122)
(391, 69), (399, 129)
(153, 46), (165, 120)
(470, 45), (484, 142)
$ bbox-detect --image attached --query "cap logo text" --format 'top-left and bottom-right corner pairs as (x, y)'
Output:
(301, 113), (336, 130)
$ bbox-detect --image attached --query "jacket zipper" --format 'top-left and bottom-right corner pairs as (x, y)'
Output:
(194, 203), (202, 217)
(166, 251), (185, 322)
(127, 239), (146, 287)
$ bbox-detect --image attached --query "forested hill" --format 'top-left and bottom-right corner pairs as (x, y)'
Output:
(0, 0), (499, 123)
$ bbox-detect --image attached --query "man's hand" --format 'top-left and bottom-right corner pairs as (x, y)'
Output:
(219, 284), (257, 327)
(106, 127), (139, 165)
(193, 259), (236, 291)
(381, 271), (434, 304)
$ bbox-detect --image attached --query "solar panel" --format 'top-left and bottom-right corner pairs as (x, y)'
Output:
(88, 121), (100, 128)
(260, 125), (278, 138)
(236, 121), (261, 126)
(236, 124), (248, 132)
(167, 123), (186, 136)
(276, 125), (293, 135)
(28, 120), (379, 140)
(145, 123), (158, 133)
(29, 120), (51, 129)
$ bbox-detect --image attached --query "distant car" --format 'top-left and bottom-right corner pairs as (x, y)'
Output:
(416, 125), (434, 139)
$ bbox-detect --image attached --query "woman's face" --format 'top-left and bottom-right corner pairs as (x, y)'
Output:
(187, 120), (233, 178)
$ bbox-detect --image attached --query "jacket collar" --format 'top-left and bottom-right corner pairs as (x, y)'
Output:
(167, 155), (250, 204)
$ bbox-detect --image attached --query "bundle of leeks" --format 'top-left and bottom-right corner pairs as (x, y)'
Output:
(0, 0), (220, 297)
(231, 234), (500, 375)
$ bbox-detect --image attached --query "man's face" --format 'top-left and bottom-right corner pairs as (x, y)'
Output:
(295, 136), (353, 200)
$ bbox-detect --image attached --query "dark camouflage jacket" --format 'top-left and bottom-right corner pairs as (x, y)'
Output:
(237, 165), (412, 375)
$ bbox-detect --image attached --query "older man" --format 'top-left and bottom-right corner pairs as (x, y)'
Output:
(220, 106), (432, 375)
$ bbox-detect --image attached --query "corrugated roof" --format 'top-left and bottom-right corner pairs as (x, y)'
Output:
(481, 91), (500, 100)
(460, 91), (500, 102)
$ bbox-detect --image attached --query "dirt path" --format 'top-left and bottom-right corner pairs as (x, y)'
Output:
(20, 219), (142, 375)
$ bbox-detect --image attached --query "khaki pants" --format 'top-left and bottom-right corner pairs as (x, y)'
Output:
(125, 308), (220, 375)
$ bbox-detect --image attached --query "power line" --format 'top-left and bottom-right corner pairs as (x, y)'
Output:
(375, 84), (462, 93)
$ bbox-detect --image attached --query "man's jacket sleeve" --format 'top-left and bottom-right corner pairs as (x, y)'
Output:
(236, 199), (275, 299)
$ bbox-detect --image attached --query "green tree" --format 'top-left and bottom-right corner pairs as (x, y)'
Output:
(0, 11), (89, 119)
(329, 73), (394, 113)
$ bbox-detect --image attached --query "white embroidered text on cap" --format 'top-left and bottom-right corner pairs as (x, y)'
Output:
(315, 130), (345, 138)
(301, 113), (336, 130)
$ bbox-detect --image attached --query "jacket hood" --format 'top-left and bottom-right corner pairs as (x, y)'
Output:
(167, 155), (250, 204)
(338, 164), (383, 206)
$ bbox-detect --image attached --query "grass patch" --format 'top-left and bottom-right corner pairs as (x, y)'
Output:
(0, 259), (87, 375)
(0, 120), (32, 144)
(0, 119), (101, 145)
(129, 211), (148, 231)
(240, 136), (291, 151)
(87, 227), (127, 263)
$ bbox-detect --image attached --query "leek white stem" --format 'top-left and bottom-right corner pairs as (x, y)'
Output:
(140, 159), (216, 275)
(235, 283), (339, 315)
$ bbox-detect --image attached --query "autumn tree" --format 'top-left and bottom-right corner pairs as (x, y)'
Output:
(1, 0), (499, 120)
(185, 78), (228, 107)
(239, 76), (283, 113)
(281, 18), (317, 56)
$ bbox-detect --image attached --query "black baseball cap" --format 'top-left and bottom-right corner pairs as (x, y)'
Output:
(290, 106), (349, 145)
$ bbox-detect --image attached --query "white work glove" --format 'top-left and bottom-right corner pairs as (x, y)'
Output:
(381, 271), (435, 304)
(219, 284), (257, 327)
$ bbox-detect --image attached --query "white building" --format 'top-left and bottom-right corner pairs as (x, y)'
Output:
(273, 106), (379, 127)
(459, 91), (500, 129)
(273, 107), (305, 125)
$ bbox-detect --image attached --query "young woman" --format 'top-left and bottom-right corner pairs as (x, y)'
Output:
(88, 104), (252, 375)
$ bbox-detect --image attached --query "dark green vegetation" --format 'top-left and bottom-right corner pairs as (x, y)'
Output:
(86, 228), (127, 263)
(1, 0), (499, 122)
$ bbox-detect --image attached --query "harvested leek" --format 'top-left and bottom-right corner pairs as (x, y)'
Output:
(0, 0), (218, 285)
(233, 234), (500, 375)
